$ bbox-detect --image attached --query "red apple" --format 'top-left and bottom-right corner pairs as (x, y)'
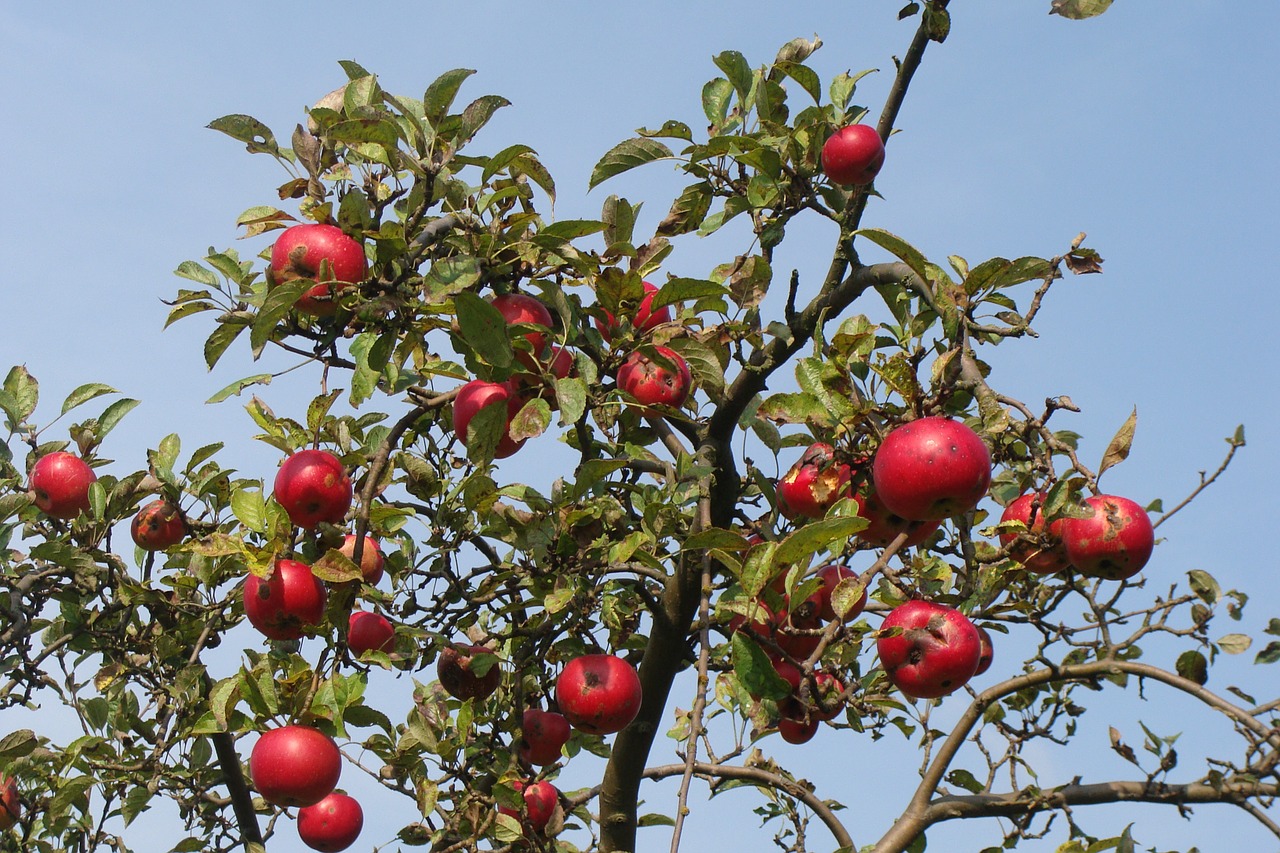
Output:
(596, 281), (672, 341)
(999, 493), (1070, 575)
(1060, 494), (1154, 581)
(243, 559), (327, 641)
(0, 774), (18, 831)
(777, 712), (819, 745)
(274, 449), (353, 530)
(490, 292), (554, 364)
(555, 653), (643, 735)
(974, 625), (994, 676)
(437, 644), (502, 701)
(777, 443), (851, 520)
(270, 223), (367, 316)
(452, 379), (525, 459)
(821, 124), (885, 186)
(297, 791), (363, 852)
(872, 418), (991, 521)
(852, 486), (941, 548)
(877, 600), (982, 699)
(498, 779), (560, 834)
(130, 499), (187, 551)
(338, 534), (384, 585)
(616, 346), (692, 409)
(520, 708), (572, 765)
(250, 725), (342, 808)
(813, 564), (868, 623)
(29, 451), (96, 519)
(347, 610), (395, 656)
(810, 671), (846, 721)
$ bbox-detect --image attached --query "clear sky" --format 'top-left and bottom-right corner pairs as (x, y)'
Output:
(1, 3), (1278, 852)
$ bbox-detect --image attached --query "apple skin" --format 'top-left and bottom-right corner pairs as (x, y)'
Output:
(490, 292), (554, 364)
(250, 725), (342, 808)
(999, 493), (1070, 575)
(596, 281), (672, 341)
(347, 610), (395, 656)
(974, 625), (994, 676)
(437, 644), (502, 701)
(269, 223), (367, 316)
(29, 451), (96, 519)
(777, 712), (819, 745)
(555, 653), (643, 735)
(338, 534), (384, 585)
(452, 379), (525, 459)
(877, 600), (982, 699)
(520, 708), (572, 765)
(852, 486), (941, 548)
(274, 449), (353, 530)
(243, 559), (327, 641)
(616, 346), (692, 409)
(810, 671), (846, 721)
(821, 124), (885, 186)
(777, 443), (851, 520)
(872, 418), (992, 521)
(1060, 494), (1154, 581)
(297, 791), (364, 852)
(498, 779), (560, 834)
(0, 774), (18, 831)
(130, 499), (187, 551)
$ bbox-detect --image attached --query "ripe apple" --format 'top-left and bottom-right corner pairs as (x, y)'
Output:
(777, 443), (851, 520)
(29, 451), (96, 519)
(270, 223), (367, 316)
(821, 124), (885, 186)
(297, 791), (363, 852)
(852, 486), (941, 548)
(490, 292), (554, 364)
(872, 418), (992, 521)
(555, 653), (643, 735)
(596, 280), (672, 341)
(616, 346), (692, 409)
(810, 671), (846, 721)
(0, 774), (18, 831)
(243, 559), (327, 641)
(813, 564), (868, 623)
(347, 610), (395, 656)
(452, 379), (525, 459)
(775, 603), (823, 660)
(338, 534), (384, 585)
(520, 708), (572, 765)
(250, 725), (342, 807)
(974, 625), (994, 676)
(777, 712), (819, 745)
(274, 449), (353, 530)
(130, 499), (187, 550)
(1060, 494), (1154, 581)
(877, 600), (982, 699)
(498, 779), (559, 834)
(437, 644), (502, 701)
(999, 493), (1070, 575)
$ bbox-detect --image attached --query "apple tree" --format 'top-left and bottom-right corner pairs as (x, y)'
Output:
(1, 3), (1276, 852)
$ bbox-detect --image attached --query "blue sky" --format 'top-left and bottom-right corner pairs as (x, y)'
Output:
(2, 3), (1278, 851)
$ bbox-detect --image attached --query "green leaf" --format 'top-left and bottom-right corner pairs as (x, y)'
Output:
(424, 255), (482, 298)
(207, 114), (282, 157)
(482, 143), (536, 183)
(455, 95), (510, 148)
(174, 260), (219, 286)
(855, 228), (931, 284)
(540, 219), (607, 241)
(1254, 641), (1280, 665)
(423, 68), (476, 124)
(3, 365), (38, 422)
(462, 395), (508, 463)
(0, 729), (37, 761)
(328, 118), (401, 148)
(589, 138), (674, 191)
(96, 398), (140, 442)
(454, 291), (514, 369)
(944, 768), (984, 793)
(1098, 407), (1137, 479)
(775, 517), (867, 565)
(774, 61), (822, 103)
(684, 528), (750, 553)
(231, 487), (267, 534)
(731, 631), (791, 701)
(964, 256), (1055, 295)
(656, 182), (713, 237)
(1176, 650), (1209, 684)
(1049, 0), (1114, 20)
(702, 78), (735, 127)
(203, 322), (246, 370)
(206, 373), (273, 404)
(713, 50), (753, 106)
(251, 280), (308, 358)
(1218, 633), (1252, 655)
(555, 376), (587, 426)
(651, 277), (727, 310)
(1188, 569), (1220, 605)
(509, 397), (551, 443)
(311, 551), (363, 583)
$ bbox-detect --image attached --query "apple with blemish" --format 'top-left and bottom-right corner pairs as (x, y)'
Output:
(617, 346), (692, 409)
(29, 451), (96, 519)
(1060, 494), (1154, 580)
(452, 379), (525, 458)
(555, 653), (642, 735)
(130, 499), (187, 550)
(274, 449), (352, 530)
(437, 644), (502, 701)
(338, 534), (384, 585)
(347, 610), (395, 656)
(777, 443), (852, 520)
(243, 559), (327, 641)
(269, 223), (366, 316)
(872, 417), (991, 521)
(596, 280), (672, 341)
(876, 600), (982, 699)
(999, 493), (1070, 575)
(297, 791), (363, 852)
(520, 708), (572, 765)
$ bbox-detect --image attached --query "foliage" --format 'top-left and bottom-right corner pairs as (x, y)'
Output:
(1, 4), (1275, 853)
